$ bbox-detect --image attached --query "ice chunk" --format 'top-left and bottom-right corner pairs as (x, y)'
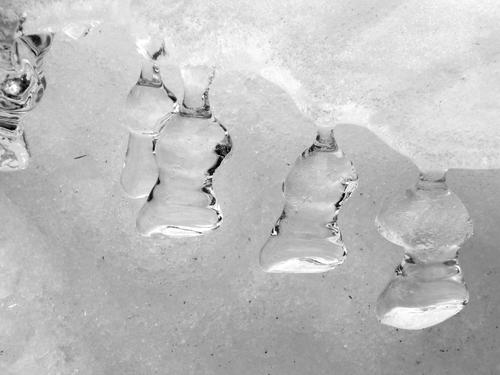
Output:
(0, 7), (52, 171)
(375, 173), (472, 329)
(260, 128), (358, 273)
(136, 66), (232, 238)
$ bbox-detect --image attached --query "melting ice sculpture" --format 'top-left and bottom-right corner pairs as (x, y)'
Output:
(121, 49), (232, 238)
(136, 65), (232, 238)
(260, 127), (358, 273)
(0, 9), (52, 171)
(375, 171), (472, 330)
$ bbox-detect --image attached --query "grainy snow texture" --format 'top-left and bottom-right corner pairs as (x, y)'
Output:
(0, 1), (499, 374)
(11, 0), (500, 171)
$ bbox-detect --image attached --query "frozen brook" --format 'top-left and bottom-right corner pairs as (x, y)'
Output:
(0, 0), (499, 374)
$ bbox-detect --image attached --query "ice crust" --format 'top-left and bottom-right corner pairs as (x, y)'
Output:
(0, 1), (499, 374)
(13, 0), (500, 171)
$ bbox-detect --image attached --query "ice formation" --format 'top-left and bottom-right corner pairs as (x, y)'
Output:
(260, 127), (358, 273)
(0, 0), (497, 373)
(136, 65), (232, 237)
(375, 172), (472, 329)
(121, 37), (174, 198)
(0, 9), (52, 171)
(120, 32), (233, 237)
